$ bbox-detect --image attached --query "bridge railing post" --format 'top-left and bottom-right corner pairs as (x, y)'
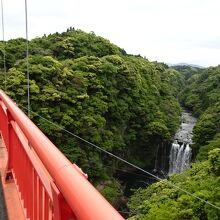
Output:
(5, 119), (15, 182)
(0, 106), (15, 183)
(0, 101), (9, 151)
(51, 182), (76, 220)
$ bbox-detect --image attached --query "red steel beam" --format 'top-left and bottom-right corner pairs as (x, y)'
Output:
(0, 90), (124, 220)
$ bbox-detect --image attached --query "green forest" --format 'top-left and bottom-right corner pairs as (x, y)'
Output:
(0, 28), (220, 219)
(128, 66), (220, 219)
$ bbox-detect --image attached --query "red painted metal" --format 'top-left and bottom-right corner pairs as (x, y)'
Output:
(0, 89), (124, 220)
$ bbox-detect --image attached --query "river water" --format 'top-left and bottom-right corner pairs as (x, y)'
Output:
(168, 109), (197, 175)
(174, 110), (197, 144)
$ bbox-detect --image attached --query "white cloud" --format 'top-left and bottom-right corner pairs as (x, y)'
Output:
(1, 0), (220, 67)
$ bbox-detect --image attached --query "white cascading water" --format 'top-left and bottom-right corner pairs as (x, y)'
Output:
(168, 141), (192, 175)
(181, 144), (192, 170)
(168, 110), (196, 175)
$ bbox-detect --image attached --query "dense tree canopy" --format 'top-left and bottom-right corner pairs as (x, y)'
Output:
(128, 148), (220, 220)
(2, 29), (220, 219)
(180, 66), (220, 157)
(172, 65), (202, 81)
(0, 28), (183, 206)
(128, 65), (220, 219)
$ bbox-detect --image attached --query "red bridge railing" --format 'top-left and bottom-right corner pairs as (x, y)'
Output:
(0, 89), (124, 220)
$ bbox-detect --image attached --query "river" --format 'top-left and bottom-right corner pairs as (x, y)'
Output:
(174, 109), (197, 144)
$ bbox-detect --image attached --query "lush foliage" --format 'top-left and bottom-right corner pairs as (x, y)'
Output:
(180, 66), (220, 157)
(172, 65), (202, 81)
(128, 65), (220, 219)
(1, 28), (220, 218)
(128, 148), (220, 220)
(0, 28), (183, 205)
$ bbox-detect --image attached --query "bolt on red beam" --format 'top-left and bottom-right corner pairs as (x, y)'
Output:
(0, 90), (124, 220)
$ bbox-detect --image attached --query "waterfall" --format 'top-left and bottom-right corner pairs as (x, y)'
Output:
(168, 109), (196, 175)
(168, 141), (192, 175)
(181, 144), (192, 171)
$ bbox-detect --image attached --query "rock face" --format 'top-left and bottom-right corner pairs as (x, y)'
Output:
(168, 110), (197, 175)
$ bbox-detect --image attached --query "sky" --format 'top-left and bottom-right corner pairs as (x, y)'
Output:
(1, 0), (220, 67)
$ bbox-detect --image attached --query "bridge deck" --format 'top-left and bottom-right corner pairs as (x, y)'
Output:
(0, 173), (7, 220)
(0, 138), (25, 220)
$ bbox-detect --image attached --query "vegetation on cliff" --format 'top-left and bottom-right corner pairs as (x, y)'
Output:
(180, 65), (220, 159)
(0, 28), (183, 205)
(2, 29), (219, 219)
(128, 66), (220, 219)
(128, 148), (220, 220)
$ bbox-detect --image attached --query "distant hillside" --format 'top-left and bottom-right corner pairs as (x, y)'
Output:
(170, 65), (203, 80)
(168, 63), (206, 69)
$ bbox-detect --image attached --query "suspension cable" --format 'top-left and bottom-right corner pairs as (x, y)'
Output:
(1, 0), (6, 91)
(25, 0), (30, 117)
(19, 104), (220, 211)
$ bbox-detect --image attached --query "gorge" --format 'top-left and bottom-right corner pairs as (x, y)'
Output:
(1, 29), (220, 220)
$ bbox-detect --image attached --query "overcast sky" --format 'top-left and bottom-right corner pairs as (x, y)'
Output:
(2, 0), (220, 67)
